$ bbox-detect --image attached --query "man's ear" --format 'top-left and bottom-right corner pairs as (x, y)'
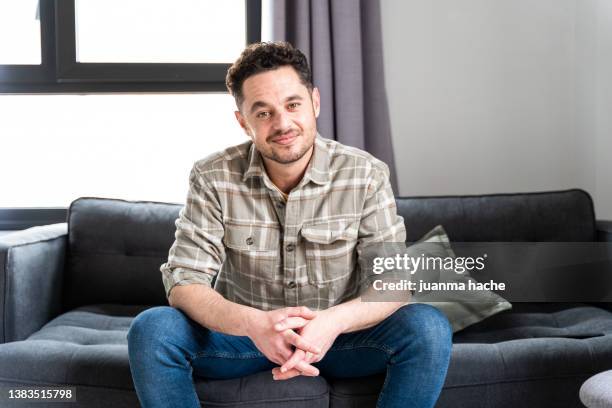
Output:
(234, 110), (253, 139)
(312, 87), (321, 118)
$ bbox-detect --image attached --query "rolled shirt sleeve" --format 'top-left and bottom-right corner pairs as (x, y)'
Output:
(160, 164), (226, 299)
(356, 163), (408, 299)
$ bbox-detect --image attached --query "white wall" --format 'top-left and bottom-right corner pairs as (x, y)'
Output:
(578, 0), (612, 219)
(381, 0), (612, 219)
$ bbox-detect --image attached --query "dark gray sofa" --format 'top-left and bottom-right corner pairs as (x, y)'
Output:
(1, 189), (612, 407)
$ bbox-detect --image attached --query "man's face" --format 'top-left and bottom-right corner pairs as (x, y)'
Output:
(235, 66), (320, 165)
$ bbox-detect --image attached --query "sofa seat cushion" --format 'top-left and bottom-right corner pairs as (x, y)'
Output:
(0, 304), (329, 407)
(326, 304), (612, 408)
(0, 304), (146, 390)
(453, 303), (612, 343)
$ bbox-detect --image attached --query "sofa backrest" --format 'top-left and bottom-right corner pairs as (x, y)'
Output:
(396, 189), (596, 242)
(63, 189), (597, 309)
(63, 198), (181, 310)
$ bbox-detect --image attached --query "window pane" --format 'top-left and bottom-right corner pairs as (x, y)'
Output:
(0, 0), (41, 64)
(75, 0), (246, 63)
(0, 93), (247, 207)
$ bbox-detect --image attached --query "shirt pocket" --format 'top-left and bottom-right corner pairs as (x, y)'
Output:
(223, 224), (280, 284)
(300, 218), (360, 286)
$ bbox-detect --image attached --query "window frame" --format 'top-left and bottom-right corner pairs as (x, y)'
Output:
(0, 0), (261, 228)
(0, 0), (262, 94)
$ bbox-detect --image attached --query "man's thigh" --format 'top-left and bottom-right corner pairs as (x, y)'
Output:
(313, 328), (390, 379)
(190, 330), (276, 380)
(156, 306), (276, 380)
(313, 346), (389, 378)
(312, 304), (426, 379)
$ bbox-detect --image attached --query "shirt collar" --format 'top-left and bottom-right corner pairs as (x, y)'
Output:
(242, 133), (331, 186)
(242, 141), (265, 181)
(303, 134), (331, 185)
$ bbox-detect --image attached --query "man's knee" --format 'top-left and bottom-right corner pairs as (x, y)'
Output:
(127, 306), (188, 347)
(390, 304), (453, 355)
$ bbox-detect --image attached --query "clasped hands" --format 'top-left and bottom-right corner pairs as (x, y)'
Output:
(246, 306), (342, 381)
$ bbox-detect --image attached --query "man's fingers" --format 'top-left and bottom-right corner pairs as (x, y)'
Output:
(282, 330), (322, 354)
(280, 349), (306, 373)
(274, 317), (309, 331)
(285, 306), (317, 319)
(304, 351), (317, 363)
(295, 360), (319, 376)
(272, 362), (319, 380)
(272, 367), (301, 380)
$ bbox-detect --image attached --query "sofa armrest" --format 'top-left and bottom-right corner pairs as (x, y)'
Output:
(0, 223), (67, 343)
(597, 220), (612, 242)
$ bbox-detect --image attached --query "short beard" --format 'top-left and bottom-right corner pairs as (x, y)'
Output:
(260, 141), (313, 164)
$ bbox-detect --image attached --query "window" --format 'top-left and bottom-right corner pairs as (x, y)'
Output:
(0, 0), (41, 65)
(0, 93), (247, 208)
(0, 1), (261, 229)
(0, 0), (261, 92)
(75, 0), (245, 63)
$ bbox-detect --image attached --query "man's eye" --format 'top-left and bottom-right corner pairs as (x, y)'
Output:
(257, 112), (270, 119)
(288, 103), (300, 110)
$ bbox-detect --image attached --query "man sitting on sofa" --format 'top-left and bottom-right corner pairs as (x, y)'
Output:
(127, 41), (452, 408)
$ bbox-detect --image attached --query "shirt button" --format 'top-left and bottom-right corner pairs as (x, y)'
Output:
(276, 202), (285, 209)
(246, 237), (254, 246)
(287, 281), (297, 289)
(286, 244), (295, 252)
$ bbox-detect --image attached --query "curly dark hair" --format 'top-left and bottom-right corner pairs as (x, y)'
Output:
(226, 41), (313, 109)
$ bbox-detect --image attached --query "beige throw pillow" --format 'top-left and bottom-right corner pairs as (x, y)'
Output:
(408, 225), (512, 332)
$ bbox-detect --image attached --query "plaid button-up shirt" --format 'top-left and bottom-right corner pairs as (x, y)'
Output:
(160, 135), (406, 310)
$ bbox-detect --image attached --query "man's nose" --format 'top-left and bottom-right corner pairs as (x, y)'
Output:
(272, 110), (292, 131)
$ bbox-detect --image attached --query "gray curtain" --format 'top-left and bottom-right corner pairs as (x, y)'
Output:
(271, 0), (399, 193)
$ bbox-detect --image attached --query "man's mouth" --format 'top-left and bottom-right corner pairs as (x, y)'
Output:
(271, 133), (297, 145)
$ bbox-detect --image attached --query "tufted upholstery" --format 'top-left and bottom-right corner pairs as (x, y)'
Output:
(0, 304), (329, 408)
(62, 198), (180, 310)
(397, 189), (596, 242)
(1, 189), (611, 408)
(61, 190), (598, 310)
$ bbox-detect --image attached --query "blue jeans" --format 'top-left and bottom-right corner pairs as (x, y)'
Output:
(127, 303), (452, 408)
